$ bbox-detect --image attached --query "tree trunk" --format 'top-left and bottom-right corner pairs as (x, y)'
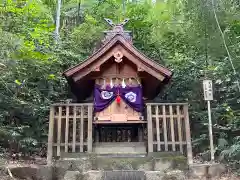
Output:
(55, 0), (62, 42)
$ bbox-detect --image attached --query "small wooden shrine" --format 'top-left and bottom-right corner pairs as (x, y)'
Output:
(47, 19), (193, 165)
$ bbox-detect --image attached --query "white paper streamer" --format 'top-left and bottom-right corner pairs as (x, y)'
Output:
(103, 79), (106, 88)
(110, 78), (114, 88)
(122, 78), (126, 88)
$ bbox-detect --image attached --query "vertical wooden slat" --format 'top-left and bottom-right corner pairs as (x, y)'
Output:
(156, 106), (161, 151)
(65, 106), (69, 152)
(162, 105), (168, 151)
(72, 106), (77, 152)
(80, 106), (84, 152)
(87, 105), (93, 152)
(177, 105), (183, 153)
(184, 105), (193, 164)
(169, 105), (176, 151)
(95, 128), (99, 142)
(147, 104), (153, 152)
(47, 106), (54, 165)
(57, 106), (62, 157)
(138, 126), (143, 142)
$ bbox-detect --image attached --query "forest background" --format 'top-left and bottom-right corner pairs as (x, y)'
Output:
(0, 0), (240, 173)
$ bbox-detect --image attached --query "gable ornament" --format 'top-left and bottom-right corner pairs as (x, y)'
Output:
(113, 51), (123, 63)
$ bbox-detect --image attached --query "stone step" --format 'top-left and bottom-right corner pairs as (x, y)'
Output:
(93, 142), (146, 154)
(96, 153), (146, 158)
(103, 170), (145, 180)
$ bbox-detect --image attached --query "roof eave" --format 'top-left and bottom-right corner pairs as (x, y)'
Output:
(63, 34), (173, 81)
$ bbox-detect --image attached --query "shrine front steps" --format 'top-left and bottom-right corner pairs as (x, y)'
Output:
(58, 151), (188, 172)
(93, 142), (147, 155)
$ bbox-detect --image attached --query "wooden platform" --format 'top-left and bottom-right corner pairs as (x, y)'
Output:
(93, 121), (147, 124)
(93, 142), (146, 154)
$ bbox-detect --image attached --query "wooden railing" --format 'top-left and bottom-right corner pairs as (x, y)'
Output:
(47, 102), (193, 165)
(146, 103), (193, 164)
(47, 103), (93, 165)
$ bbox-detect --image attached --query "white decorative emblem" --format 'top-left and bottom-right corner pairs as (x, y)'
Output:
(125, 92), (137, 102)
(101, 91), (113, 99)
(113, 51), (123, 63)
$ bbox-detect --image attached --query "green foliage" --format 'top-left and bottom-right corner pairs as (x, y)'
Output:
(0, 0), (239, 171)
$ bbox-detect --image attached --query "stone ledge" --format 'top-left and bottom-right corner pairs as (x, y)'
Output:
(188, 163), (226, 179)
(64, 171), (81, 180)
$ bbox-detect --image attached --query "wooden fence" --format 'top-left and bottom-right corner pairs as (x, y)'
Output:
(47, 102), (193, 165)
(47, 103), (93, 165)
(146, 103), (193, 164)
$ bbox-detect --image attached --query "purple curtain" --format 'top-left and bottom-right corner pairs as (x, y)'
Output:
(119, 86), (143, 112)
(94, 85), (143, 113)
(94, 85), (117, 112)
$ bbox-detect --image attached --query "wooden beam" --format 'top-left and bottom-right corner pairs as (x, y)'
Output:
(80, 106), (84, 152)
(184, 105), (193, 164)
(169, 105), (176, 151)
(87, 105), (93, 152)
(177, 105), (183, 153)
(65, 106), (69, 153)
(47, 106), (54, 165)
(147, 105), (153, 152)
(72, 106), (77, 152)
(64, 35), (172, 78)
(162, 105), (168, 151)
(119, 47), (165, 81)
(156, 106), (161, 151)
(57, 107), (62, 157)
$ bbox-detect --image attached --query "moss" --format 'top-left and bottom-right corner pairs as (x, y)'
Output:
(152, 154), (188, 171)
(91, 157), (153, 170)
(55, 152), (188, 172)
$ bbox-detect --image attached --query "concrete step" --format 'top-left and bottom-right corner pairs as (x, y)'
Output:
(93, 142), (146, 154)
(103, 171), (145, 180)
(96, 153), (146, 158)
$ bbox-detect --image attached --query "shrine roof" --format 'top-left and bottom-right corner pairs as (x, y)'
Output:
(63, 34), (173, 81)
(63, 19), (173, 100)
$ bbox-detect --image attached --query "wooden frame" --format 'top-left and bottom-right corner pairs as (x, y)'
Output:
(63, 35), (172, 79)
(146, 103), (193, 164)
(47, 103), (93, 165)
(47, 102), (193, 165)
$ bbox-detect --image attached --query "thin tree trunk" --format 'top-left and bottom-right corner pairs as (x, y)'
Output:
(55, 0), (62, 43)
(211, 0), (240, 92)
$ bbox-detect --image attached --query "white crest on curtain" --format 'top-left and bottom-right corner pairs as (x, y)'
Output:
(125, 92), (137, 102)
(101, 91), (113, 99)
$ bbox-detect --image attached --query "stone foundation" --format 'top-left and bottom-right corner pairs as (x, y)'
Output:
(0, 153), (228, 180)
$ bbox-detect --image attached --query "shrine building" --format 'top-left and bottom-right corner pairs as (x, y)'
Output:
(47, 19), (193, 165)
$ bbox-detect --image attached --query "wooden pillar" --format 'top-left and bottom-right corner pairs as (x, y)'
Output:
(65, 106), (69, 152)
(147, 104), (153, 152)
(162, 105), (168, 151)
(177, 105), (183, 153)
(47, 106), (54, 165)
(156, 106), (161, 151)
(169, 105), (176, 151)
(88, 104), (93, 152)
(57, 107), (62, 157)
(80, 106), (84, 152)
(72, 106), (77, 152)
(184, 104), (193, 164)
